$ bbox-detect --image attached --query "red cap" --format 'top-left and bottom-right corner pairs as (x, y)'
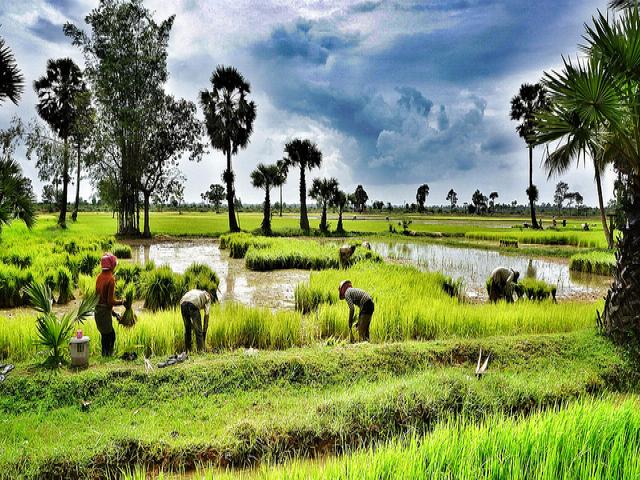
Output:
(101, 253), (117, 271)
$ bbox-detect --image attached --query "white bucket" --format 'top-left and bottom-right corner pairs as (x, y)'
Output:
(70, 336), (90, 367)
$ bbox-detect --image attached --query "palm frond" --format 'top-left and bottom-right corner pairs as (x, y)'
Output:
(25, 281), (53, 314)
(75, 291), (98, 323)
(0, 35), (23, 105)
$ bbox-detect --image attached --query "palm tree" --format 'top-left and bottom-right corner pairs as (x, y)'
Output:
(535, 5), (640, 347)
(0, 156), (35, 234)
(200, 65), (257, 232)
(275, 158), (289, 217)
(0, 34), (23, 106)
(250, 163), (283, 235)
(510, 83), (548, 229)
(34, 58), (85, 228)
(284, 139), (322, 232)
(535, 95), (614, 248)
(309, 177), (338, 233)
(70, 90), (94, 222)
(333, 189), (348, 234)
(416, 184), (429, 212)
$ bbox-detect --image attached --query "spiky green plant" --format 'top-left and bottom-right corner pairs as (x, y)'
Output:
(26, 281), (97, 367)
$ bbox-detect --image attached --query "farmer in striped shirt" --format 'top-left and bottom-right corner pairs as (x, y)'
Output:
(339, 280), (375, 342)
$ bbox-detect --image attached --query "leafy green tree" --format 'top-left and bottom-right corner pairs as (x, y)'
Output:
(65, 0), (175, 235)
(0, 32), (23, 105)
(250, 163), (283, 235)
(333, 189), (348, 234)
(309, 177), (338, 233)
(416, 184), (429, 212)
(554, 181), (569, 213)
(284, 138), (322, 232)
(489, 191), (499, 212)
(201, 184), (225, 213)
(70, 90), (95, 222)
(471, 189), (488, 214)
(534, 3), (640, 346)
(353, 184), (368, 212)
(510, 82), (548, 229)
(446, 188), (458, 209)
(33, 58), (86, 228)
(0, 120), (35, 234)
(140, 94), (205, 237)
(200, 66), (257, 233)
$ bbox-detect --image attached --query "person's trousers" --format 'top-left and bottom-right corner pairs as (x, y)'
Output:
(95, 304), (116, 356)
(181, 302), (204, 352)
(358, 300), (375, 341)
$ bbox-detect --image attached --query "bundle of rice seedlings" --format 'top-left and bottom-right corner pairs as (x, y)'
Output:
(56, 267), (75, 304)
(184, 263), (219, 298)
(117, 262), (142, 286)
(120, 283), (137, 327)
(77, 252), (101, 275)
(112, 243), (133, 259)
(78, 274), (95, 298)
(140, 266), (183, 311)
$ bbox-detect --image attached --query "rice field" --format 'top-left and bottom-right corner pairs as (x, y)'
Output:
(0, 214), (625, 479)
(569, 251), (616, 276)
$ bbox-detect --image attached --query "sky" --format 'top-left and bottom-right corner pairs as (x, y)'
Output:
(0, 0), (616, 207)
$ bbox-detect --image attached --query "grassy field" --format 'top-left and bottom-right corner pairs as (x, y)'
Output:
(0, 331), (632, 478)
(0, 213), (626, 478)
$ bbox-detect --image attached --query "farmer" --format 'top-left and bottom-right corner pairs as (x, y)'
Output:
(487, 267), (520, 303)
(95, 253), (124, 356)
(339, 280), (375, 342)
(179, 289), (213, 352)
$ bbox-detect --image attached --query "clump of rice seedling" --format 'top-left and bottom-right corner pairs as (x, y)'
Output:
(77, 251), (101, 275)
(569, 251), (615, 276)
(184, 263), (219, 299)
(515, 278), (557, 302)
(120, 283), (137, 327)
(112, 243), (133, 259)
(55, 267), (75, 304)
(1, 250), (33, 268)
(0, 264), (33, 307)
(78, 274), (94, 298)
(140, 266), (184, 311)
(116, 262), (142, 286)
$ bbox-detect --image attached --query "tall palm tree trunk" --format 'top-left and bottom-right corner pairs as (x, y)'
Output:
(528, 145), (539, 229)
(299, 167), (309, 232)
(72, 143), (81, 222)
(595, 169), (613, 249)
(142, 191), (152, 239)
(226, 149), (239, 232)
(320, 203), (328, 232)
(262, 187), (271, 235)
(602, 174), (640, 349)
(336, 207), (344, 234)
(279, 185), (283, 217)
(58, 139), (69, 228)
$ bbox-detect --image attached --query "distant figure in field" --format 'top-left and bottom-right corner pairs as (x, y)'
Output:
(339, 280), (375, 342)
(562, 219), (567, 227)
(179, 289), (213, 352)
(487, 267), (520, 303)
(339, 244), (357, 267)
(552, 216), (557, 228)
(361, 241), (371, 250)
(582, 223), (590, 231)
(95, 253), (124, 356)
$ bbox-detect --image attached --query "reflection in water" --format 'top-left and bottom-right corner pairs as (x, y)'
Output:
(370, 241), (609, 300)
(129, 241), (308, 309)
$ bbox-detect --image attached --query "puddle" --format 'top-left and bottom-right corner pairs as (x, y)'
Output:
(128, 241), (309, 310)
(370, 241), (610, 300)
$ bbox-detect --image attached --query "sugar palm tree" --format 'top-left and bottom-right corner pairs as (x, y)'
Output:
(250, 163), (283, 235)
(333, 189), (348, 234)
(275, 158), (289, 217)
(34, 58), (85, 228)
(510, 83), (548, 229)
(0, 33), (23, 106)
(284, 139), (322, 232)
(200, 66), (257, 232)
(309, 177), (338, 233)
(0, 156), (35, 234)
(535, 5), (640, 348)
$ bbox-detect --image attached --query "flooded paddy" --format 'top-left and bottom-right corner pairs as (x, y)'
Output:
(370, 241), (609, 300)
(129, 240), (308, 310)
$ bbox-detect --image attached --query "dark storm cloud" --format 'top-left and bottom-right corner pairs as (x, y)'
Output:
(28, 17), (67, 43)
(253, 19), (359, 65)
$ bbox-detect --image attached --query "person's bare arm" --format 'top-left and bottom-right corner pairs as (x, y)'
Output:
(346, 293), (355, 341)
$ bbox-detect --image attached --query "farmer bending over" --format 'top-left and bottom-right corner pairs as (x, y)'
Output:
(180, 289), (212, 352)
(487, 267), (520, 303)
(95, 253), (124, 356)
(339, 280), (375, 342)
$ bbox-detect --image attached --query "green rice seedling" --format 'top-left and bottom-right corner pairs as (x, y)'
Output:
(0, 249), (33, 268)
(77, 251), (101, 275)
(139, 266), (184, 311)
(0, 264), (33, 308)
(112, 243), (132, 259)
(77, 274), (94, 298)
(55, 267), (75, 304)
(116, 262), (142, 286)
(120, 283), (137, 327)
(516, 277), (557, 302)
(184, 263), (220, 294)
(569, 251), (616, 275)
(466, 229), (606, 248)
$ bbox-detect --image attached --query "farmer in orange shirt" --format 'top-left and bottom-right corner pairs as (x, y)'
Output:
(95, 253), (124, 356)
